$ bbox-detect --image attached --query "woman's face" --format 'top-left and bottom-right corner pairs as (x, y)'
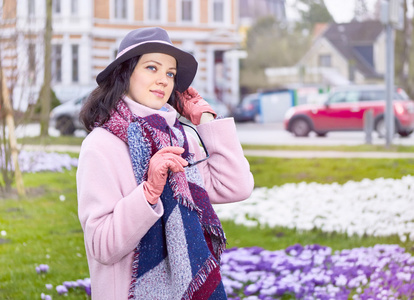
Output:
(126, 53), (177, 110)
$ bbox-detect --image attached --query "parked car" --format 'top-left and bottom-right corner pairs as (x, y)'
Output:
(204, 97), (230, 118)
(232, 93), (260, 122)
(284, 85), (414, 137)
(50, 94), (228, 135)
(50, 93), (88, 135)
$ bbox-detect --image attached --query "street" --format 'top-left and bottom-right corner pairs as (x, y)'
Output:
(11, 121), (414, 147)
(235, 122), (414, 146)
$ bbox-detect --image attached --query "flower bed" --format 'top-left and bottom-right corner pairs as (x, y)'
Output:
(0, 150), (78, 173)
(37, 244), (414, 299)
(222, 244), (414, 299)
(214, 176), (414, 242)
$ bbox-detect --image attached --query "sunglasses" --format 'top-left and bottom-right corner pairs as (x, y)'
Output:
(167, 122), (210, 167)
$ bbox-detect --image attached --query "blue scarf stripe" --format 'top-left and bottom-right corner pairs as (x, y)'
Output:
(209, 281), (228, 299)
(127, 123), (151, 184)
(134, 184), (177, 277)
(178, 204), (215, 276)
(125, 113), (227, 299)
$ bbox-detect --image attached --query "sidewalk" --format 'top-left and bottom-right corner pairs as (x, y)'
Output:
(20, 144), (414, 159)
(242, 149), (414, 158)
(20, 144), (82, 153)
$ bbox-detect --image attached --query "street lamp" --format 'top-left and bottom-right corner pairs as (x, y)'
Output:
(380, 0), (404, 148)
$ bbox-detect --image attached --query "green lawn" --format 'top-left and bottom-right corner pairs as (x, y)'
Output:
(0, 155), (413, 299)
(0, 170), (89, 299)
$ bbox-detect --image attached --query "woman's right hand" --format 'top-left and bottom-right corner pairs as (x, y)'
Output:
(176, 87), (216, 125)
(143, 146), (188, 204)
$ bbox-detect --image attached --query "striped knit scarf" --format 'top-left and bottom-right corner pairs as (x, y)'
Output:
(100, 100), (227, 300)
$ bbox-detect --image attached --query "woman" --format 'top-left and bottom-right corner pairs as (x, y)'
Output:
(77, 27), (254, 300)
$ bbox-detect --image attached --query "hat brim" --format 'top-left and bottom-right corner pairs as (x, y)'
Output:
(96, 42), (198, 93)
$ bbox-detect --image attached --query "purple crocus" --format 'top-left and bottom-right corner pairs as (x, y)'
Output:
(56, 285), (68, 295)
(221, 244), (414, 299)
(36, 264), (49, 274)
(40, 293), (52, 300)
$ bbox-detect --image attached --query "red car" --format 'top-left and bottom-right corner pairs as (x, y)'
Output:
(284, 85), (414, 137)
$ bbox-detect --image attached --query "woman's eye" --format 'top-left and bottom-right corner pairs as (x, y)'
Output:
(167, 72), (176, 78)
(146, 66), (156, 71)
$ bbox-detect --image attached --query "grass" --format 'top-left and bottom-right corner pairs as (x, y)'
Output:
(222, 221), (413, 254)
(18, 135), (85, 146)
(242, 143), (414, 153)
(0, 170), (89, 300)
(247, 156), (414, 187)
(1, 155), (414, 298)
(14, 132), (414, 152)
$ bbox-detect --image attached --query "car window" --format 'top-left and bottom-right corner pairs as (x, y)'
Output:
(328, 92), (346, 103)
(395, 88), (409, 100)
(328, 91), (359, 103)
(360, 89), (408, 101)
(360, 90), (385, 101)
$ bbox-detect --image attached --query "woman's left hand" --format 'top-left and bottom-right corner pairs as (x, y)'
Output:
(176, 87), (216, 125)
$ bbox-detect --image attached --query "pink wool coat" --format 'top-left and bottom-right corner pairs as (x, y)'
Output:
(77, 97), (254, 299)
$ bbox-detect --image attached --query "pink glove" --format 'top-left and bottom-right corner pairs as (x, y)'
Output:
(176, 87), (217, 125)
(143, 146), (188, 205)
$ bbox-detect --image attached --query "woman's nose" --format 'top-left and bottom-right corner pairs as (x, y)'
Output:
(156, 74), (168, 86)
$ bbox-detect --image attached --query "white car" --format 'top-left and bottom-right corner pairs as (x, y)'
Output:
(50, 94), (88, 135)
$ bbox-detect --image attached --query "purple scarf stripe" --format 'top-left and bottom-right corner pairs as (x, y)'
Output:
(99, 100), (227, 300)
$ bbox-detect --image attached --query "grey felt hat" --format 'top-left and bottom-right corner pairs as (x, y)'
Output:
(96, 27), (198, 92)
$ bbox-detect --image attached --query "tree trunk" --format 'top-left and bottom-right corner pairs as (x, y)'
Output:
(39, 0), (53, 138)
(0, 66), (25, 197)
(0, 105), (13, 193)
(406, 8), (414, 99)
(394, 0), (409, 89)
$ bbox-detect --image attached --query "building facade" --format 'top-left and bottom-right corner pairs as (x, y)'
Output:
(265, 20), (386, 88)
(0, 0), (242, 110)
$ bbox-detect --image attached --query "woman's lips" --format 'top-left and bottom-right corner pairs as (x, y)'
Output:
(151, 90), (165, 98)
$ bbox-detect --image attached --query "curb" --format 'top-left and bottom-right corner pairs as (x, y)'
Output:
(18, 145), (414, 159)
(243, 149), (414, 159)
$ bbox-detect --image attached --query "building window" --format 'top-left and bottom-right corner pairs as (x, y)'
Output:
(71, 0), (78, 15)
(148, 0), (160, 20)
(318, 54), (331, 67)
(28, 0), (35, 17)
(52, 45), (62, 83)
(53, 0), (61, 14)
(28, 43), (36, 82)
(182, 0), (192, 21)
(72, 45), (79, 82)
(115, 0), (127, 19)
(213, 0), (224, 22)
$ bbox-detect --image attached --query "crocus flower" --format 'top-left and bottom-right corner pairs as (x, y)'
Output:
(56, 285), (68, 295)
(36, 264), (49, 274)
(40, 293), (52, 300)
(222, 244), (414, 299)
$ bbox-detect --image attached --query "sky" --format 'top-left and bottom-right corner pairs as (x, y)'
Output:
(285, 0), (378, 23)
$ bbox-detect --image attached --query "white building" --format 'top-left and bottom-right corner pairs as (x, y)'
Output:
(0, 0), (243, 110)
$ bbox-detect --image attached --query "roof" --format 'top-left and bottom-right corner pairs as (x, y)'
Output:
(323, 20), (384, 79)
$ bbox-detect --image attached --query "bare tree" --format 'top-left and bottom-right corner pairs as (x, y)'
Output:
(0, 61), (25, 197)
(39, 0), (53, 138)
(394, 0), (410, 90)
(0, 2), (43, 196)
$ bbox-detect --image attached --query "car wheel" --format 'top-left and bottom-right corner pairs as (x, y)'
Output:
(375, 117), (396, 138)
(290, 118), (311, 137)
(398, 130), (413, 137)
(375, 117), (385, 138)
(57, 116), (75, 136)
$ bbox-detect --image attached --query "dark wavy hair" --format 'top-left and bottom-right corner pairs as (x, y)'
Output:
(80, 56), (183, 132)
